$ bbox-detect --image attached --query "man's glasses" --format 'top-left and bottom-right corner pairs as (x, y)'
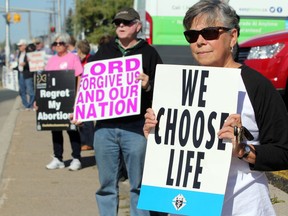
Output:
(184, 26), (231, 43)
(114, 19), (136, 26)
(52, 41), (65, 46)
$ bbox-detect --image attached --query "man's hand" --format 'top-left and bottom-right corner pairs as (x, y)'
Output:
(137, 73), (150, 91)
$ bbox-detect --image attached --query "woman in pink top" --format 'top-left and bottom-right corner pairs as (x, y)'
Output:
(45, 32), (83, 171)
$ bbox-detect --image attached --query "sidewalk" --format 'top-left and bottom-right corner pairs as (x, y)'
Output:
(0, 96), (130, 216)
(0, 96), (288, 215)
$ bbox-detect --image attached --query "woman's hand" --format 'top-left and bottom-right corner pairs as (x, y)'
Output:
(143, 108), (158, 139)
(33, 101), (38, 111)
(69, 113), (83, 126)
(217, 114), (243, 156)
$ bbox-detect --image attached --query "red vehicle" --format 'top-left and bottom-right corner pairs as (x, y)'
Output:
(239, 30), (288, 100)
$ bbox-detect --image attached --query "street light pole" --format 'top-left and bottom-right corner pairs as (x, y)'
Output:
(5, 0), (10, 67)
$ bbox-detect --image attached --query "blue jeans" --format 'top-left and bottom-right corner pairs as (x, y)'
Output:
(94, 120), (150, 216)
(18, 72), (35, 108)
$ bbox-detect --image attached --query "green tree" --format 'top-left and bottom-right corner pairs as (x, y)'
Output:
(73, 0), (133, 44)
(65, 8), (74, 36)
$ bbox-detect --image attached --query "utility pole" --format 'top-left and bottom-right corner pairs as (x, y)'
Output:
(57, 0), (61, 33)
(63, 0), (66, 32)
(28, 11), (32, 39)
(5, 0), (10, 67)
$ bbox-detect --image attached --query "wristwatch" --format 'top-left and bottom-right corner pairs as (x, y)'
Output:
(238, 144), (251, 159)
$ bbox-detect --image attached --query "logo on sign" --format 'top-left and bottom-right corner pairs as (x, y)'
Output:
(36, 73), (47, 89)
(172, 194), (187, 211)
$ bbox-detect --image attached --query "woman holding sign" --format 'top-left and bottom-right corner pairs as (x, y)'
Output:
(144, 1), (288, 215)
(44, 32), (83, 171)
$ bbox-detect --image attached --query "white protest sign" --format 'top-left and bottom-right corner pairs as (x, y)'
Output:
(74, 55), (142, 121)
(27, 51), (46, 72)
(138, 64), (241, 215)
(2, 66), (19, 92)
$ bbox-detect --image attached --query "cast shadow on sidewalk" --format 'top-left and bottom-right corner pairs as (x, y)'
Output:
(64, 155), (96, 169)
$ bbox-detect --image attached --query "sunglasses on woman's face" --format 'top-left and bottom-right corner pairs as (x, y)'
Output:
(184, 26), (231, 43)
(114, 19), (136, 26)
(52, 41), (65, 46)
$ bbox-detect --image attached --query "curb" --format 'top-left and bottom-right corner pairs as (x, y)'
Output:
(0, 94), (20, 180)
(267, 172), (288, 194)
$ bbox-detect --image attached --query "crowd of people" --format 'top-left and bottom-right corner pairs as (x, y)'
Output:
(9, 0), (288, 215)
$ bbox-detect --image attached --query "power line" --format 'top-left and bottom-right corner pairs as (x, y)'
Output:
(0, 6), (55, 14)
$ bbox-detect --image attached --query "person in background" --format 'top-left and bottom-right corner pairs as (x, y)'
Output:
(15, 39), (35, 110)
(144, 1), (288, 215)
(76, 39), (95, 151)
(97, 34), (113, 49)
(34, 37), (53, 55)
(76, 7), (163, 216)
(26, 43), (36, 53)
(44, 32), (83, 171)
(32, 37), (54, 69)
(67, 35), (77, 54)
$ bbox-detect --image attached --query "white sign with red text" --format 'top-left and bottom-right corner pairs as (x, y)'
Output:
(27, 51), (52, 72)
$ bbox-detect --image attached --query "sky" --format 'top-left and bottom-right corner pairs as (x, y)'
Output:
(0, 0), (75, 44)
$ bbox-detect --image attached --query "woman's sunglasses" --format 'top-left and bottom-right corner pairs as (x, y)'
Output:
(52, 41), (65, 46)
(184, 26), (231, 43)
(114, 19), (136, 26)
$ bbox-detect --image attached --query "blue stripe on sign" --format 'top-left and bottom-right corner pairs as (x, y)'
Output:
(138, 185), (224, 216)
